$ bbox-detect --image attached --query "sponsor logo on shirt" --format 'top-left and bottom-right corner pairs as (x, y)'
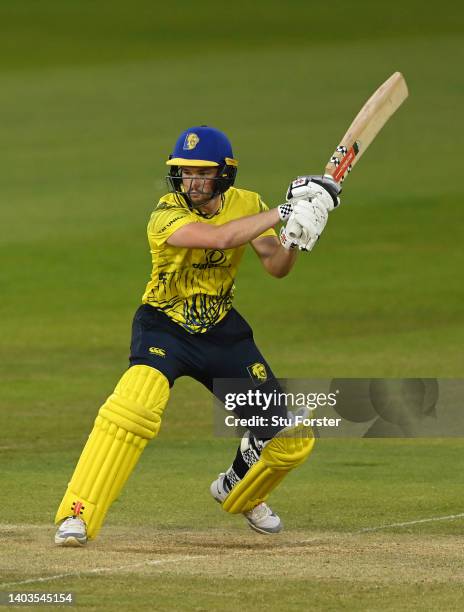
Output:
(192, 249), (230, 269)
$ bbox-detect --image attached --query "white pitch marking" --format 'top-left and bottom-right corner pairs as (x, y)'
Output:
(292, 512), (464, 546)
(356, 512), (464, 533)
(2, 512), (464, 587)
(0, 554), (207, 589)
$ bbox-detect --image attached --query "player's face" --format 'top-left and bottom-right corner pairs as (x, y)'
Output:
(181, 166), (218, 206)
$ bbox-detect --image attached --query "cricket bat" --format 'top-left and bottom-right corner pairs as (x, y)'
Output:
(324, 71), (409, 185)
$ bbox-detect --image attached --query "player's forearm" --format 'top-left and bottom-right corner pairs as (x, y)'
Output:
(266, 245), (298, 278)
(263, 245), (298, 278)
(217, 208), (280, 249)
(167, 208), (281, 249)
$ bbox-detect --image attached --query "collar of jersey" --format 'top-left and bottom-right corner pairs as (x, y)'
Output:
(193, 195), (225, 219)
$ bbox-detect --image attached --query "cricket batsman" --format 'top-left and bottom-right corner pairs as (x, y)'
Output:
(54, 125), (341, 545)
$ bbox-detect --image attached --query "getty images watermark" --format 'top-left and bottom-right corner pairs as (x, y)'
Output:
(222, 388), (341, 430)
(213, 379), (346, 438)
(213, 378), (464, 438)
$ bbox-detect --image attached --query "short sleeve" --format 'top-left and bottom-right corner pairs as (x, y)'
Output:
(148, 201), (198, 248)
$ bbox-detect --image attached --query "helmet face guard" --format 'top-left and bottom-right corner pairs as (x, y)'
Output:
(165, 126), (238, 208)
(166, 163), (237, 208)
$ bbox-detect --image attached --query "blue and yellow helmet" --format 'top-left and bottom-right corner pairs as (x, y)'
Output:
(166, 126), (238, 202)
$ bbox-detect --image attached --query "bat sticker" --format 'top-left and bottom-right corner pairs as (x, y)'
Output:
(331, 141), (361, 183)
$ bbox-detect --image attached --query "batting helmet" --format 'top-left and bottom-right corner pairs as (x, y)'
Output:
(166, 126), (238, 205)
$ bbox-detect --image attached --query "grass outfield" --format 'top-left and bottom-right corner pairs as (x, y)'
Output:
(1, 440), (464, 609)
(1, 1), (464, 609)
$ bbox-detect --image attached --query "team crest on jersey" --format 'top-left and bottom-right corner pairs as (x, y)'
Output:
(247, 362), (268, 385)
(149, 347), (166, 357)
(183, 133), (200, 150)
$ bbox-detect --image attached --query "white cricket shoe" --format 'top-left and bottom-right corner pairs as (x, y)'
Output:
(54, 516), (87, 547)
(244, 502), (282, 535)
(210, 472), (229, 504)
(210, 473), (282, 535)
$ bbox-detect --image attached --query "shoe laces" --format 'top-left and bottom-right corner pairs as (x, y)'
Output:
(246, 503), (272, 520)
(60, 516), (85, 530)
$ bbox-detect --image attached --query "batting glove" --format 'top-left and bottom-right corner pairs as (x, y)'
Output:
(277, 201), (294, 221)
(287, 199), (328, 252)
(279, 225), (298, 250)
(286, 175), (342, 211)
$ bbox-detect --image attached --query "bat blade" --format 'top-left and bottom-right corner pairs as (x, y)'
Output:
(324, 71), (409, 184)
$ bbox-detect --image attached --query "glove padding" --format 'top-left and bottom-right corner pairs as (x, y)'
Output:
(279, 225), (298, 250)
(281, 199), (328, 252)
(286, 175), (341, 211)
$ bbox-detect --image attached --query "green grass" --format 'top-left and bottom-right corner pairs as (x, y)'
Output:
(1, 439), (464, 610)
(2, 439), (463, 532)
(1, 1), (464, 609)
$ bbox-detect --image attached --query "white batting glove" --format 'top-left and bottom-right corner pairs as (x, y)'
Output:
(293, 198), (328, 235)
(287, 199), (328, 252)
(277, 201), (294, 221)
(286, 175), (341, 211)
(279, 224), (298, 250)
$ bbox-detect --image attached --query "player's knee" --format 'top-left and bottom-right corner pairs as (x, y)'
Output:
(98, 365), (169, 440)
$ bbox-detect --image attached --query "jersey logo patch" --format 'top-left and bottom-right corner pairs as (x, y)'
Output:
(192, 249), (229, 270)
(149, 347), (166, 357)
(183, 133), (200, 150)
(247, 362), (268, 385)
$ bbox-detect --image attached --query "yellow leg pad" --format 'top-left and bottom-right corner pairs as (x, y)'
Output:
(222, 428), (315, 514)
(55, 365), (169, 539)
